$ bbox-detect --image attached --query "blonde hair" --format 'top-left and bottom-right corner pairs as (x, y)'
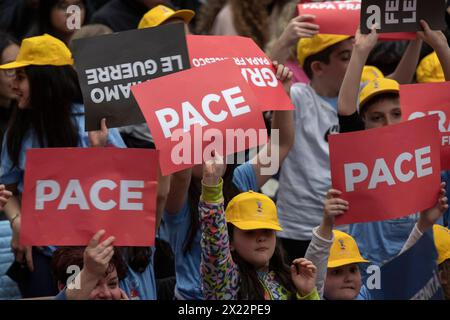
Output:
(69, 24), (113, 50)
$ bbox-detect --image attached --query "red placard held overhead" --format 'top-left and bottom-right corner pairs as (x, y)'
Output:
(298, 1), (416, 40)
(131, 60), (267, 176)
(187, 35), (294, 111)
(400, 81), (450, 169)
(21, 148), (158, 246)
(329, 116), (441, 225)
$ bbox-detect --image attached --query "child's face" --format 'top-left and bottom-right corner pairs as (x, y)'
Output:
(12, 68), (30, 109)
(88, 268), (122, 300)
(362, 97), (402, 129)
(231, 228), (276, 271)
(314, 39), (354, 96)
(324, 263), (362, 300)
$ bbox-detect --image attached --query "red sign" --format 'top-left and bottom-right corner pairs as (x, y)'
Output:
(21, 148), (158, 246)
(298, 1), (416, 40)
(131, 60), (267, 176)
(187, 35), (294, 111)
(400, 82), (450, 170)
(329, 116), (441, 225)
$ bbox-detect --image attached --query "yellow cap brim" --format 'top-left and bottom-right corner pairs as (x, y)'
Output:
(328, 258), (369, 268)
(0, 61), (30, 69)
(168, 10), (195, 24)
(438, 255), (450, 265)
(230, 221), (283, 231)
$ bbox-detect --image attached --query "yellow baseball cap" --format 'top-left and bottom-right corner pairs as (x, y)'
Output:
(416, 52), (445, 83)
(225, 191), (282, 231)
(433, 225), (450, 265)
(0, 34), (73, 70)
(359, 77), (400, 109)
(361, 65), (384, 83)
(328, 230), (369, 268)
(138, 5), (195, 29)
(297, 34), (351, 67)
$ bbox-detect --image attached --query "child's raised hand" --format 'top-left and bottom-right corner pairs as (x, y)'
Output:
(418, 182), (448, 232)
(83, 230), (115, 279)
(88, 118), (109, 148)
(291, 258), (317, 297)
(202, 150), (226, 186)
(324, 189), (348, 223)
(417, 20), (449, 52)
(354, 25), (379, 56)
(279, 14), (319, 47)
(0, 184), (12, 209)
(273, 61), (293, 94)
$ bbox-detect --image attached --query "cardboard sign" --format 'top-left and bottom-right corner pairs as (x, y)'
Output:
(369, 231), (444, 300)
(131, 60), (267, 176)
(72, 23), (190, 131)
(400, 82), (450, 170)
(329, 116), (441, 225)
(361, 0), (446, 34)
(21, 148), (158, 246)
(298, 1), (416, 40)
(187, 35), (294, 111)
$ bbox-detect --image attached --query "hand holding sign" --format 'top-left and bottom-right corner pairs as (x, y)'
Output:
(418, 182), (448, 232)
(316, 189), (349, 240)
(279, 15), (320, 48)
(88, 118), (108, 147)
(417, 20), (449, 53)
(202, 150), (226, 187)
(354, 26), (379, 56)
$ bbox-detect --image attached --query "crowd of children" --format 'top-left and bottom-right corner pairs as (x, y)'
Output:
(0, 0), (449, 300)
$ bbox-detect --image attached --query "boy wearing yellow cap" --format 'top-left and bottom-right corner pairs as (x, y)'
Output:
(433, 225), (450, 299)
(304, 188), (448, 300)
(275, 21), (423, 262)
(138, 4), (195, 33)
(336, 21), (450, 267)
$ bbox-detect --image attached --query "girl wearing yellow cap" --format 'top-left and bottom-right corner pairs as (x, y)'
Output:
(304, 188), (448, 300)
(198, 152), (319, 300)
(0, 34), (126, 297)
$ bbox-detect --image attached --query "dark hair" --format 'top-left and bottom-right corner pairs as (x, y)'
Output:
(184, 163), (242, 254)
(120, 247), (153, 273)
(360, 92), (400, 118)
(302, 42), (342, 80)
(51, 247), (128, 287)
(227, 223), (297, 299)
(6, 65), (82, 167)
(0, 31), (19, 63)
(439, 259), (450, 300)
(38, 0), (91, 39)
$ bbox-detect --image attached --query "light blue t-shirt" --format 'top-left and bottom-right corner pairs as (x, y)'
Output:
(120, 249), (157, 300)
(320, 96), (338, 111)
(158, 162), (258, 300)
(0, 103), (126, 193)
(349, 214), (417, 268)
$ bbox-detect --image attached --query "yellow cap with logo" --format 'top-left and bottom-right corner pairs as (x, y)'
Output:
(0, 34), (73, 70)
(297, 34), (351, 67)
(138, 5), (195, 29)
(328, 230), (369, 268)
(433, 225), (450, 265)
(225, 191), (282, 231)
(361, 65), (384, 83)
(359, 77), (400, 109)
(416, 52), (445, 83)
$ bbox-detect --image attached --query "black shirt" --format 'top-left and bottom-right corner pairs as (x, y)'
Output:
(338, 111), (365, 133)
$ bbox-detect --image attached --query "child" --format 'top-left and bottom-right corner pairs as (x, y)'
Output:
(52, 230), (129, 300)
(138, 4), (195, 34)
(433, 224), (450, 299)
(337, 21), (450, 265)
(276, 27), (422, 262)
(159, 62), (294, 300)
(305, 186), (448, 300)
(198, 152), (319, 300)
(0, 34), (126, 297)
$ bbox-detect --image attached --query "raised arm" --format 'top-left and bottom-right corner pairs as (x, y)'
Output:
(338, 27), (379, 116)
(268, 14), (319, 64)
(199, 152), (239, 300)
(164, 168), (192, 214)
(418, 20), (450, 81)
(251, 62), (294, 188)
(387, 39), (423, 84)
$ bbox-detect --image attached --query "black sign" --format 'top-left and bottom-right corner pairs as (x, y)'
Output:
(72, 23), (190, 131)
(361, 0), (446, 34)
